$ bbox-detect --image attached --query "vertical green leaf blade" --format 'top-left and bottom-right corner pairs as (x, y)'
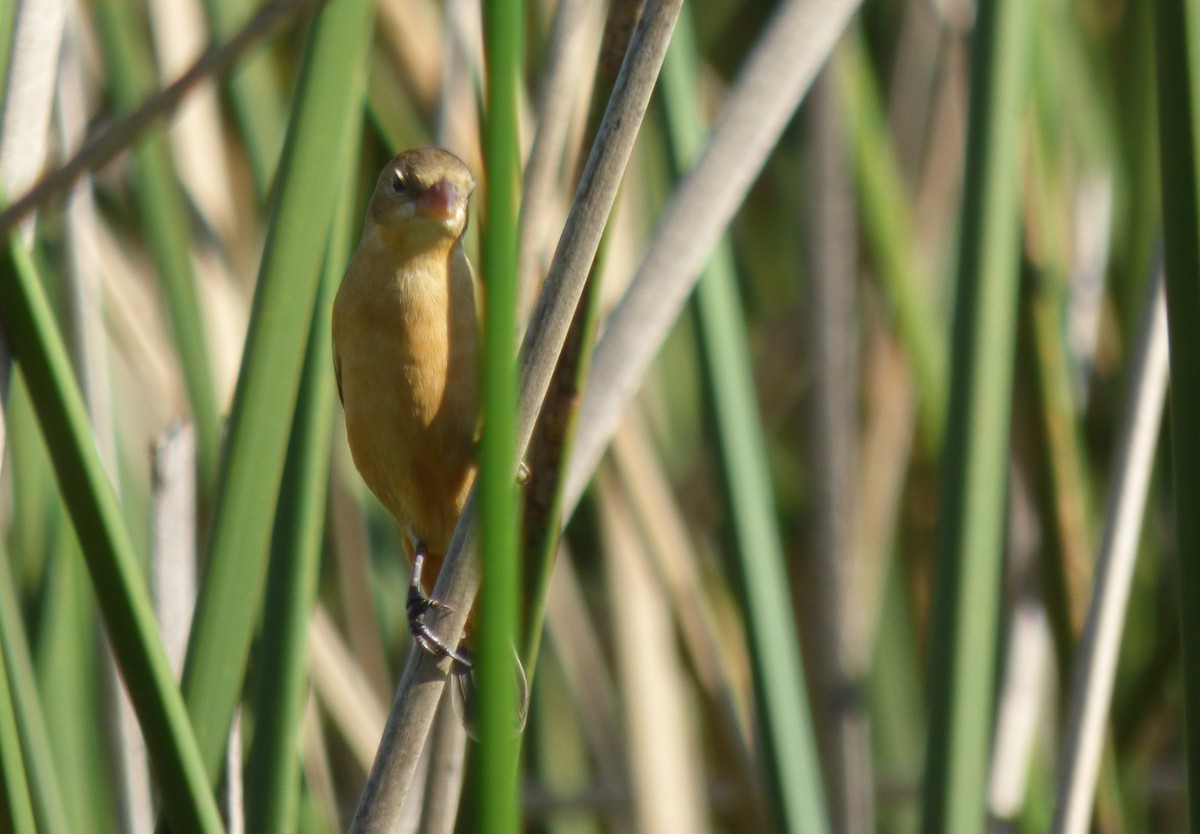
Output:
(480, 0), (523, 827)
(0, 593), (35, 834)
(243, 167), (349, 833)
(660, 12), (831, 834)
(920, 0), (1033, 829)
(0, 237), (223, 834)
(179, 0), (374, 779)
(0, 546), (71, 834)
(1155, 0), (1200, 827)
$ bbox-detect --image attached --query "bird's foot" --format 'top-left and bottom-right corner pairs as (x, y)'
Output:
(408, 546), (472, 667)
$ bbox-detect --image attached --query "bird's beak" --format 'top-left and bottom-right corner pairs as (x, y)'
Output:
(414, 179), (461, 222)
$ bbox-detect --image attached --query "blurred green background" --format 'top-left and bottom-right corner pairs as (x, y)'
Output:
(0, 0), (1194, 830)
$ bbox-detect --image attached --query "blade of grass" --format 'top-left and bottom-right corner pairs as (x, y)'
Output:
(3, 377), (54, 579)
(1154, 0), (1200, 826)
(23, 378), (138, 832)
(178, 0), (373, 781)
(1112, 0), (1159, 338)
(1, 20), (92, 825)
(919, 0), (1033, 826)
(242, 126), (354, 834)
(0, 230), (224, 832)
(25, 486), (113, 833)
(478, 0), (524, 826)
(658, 9), (830, 833)
(690, 202), (830, 834)
(0, 545), (71, 834)
(0, 617), (35, 834)
(871, 557), (924, 834)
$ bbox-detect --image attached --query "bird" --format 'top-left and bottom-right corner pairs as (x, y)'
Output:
(332, 147), (480, 665)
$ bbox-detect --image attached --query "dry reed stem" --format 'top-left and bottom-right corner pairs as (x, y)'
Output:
(566, 0), (864, 509)
(517, 0), (604, 315)
(599, 469), (709, 834)
(1052, 270), (1169, 834)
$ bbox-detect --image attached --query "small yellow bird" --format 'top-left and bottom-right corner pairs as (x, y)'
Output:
(333, 147), (479, 662)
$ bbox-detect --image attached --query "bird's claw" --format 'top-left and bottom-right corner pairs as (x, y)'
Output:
(409, 614), (473, 667)
(414, 592), (453, 614)
(408, 546), (472, 667)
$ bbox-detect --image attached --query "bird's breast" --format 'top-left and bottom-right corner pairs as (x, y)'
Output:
(332, 241), (479, 550)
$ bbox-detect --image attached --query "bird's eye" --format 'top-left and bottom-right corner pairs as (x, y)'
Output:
(390, 171), (407, 195)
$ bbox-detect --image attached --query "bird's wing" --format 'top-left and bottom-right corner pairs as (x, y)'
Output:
(333, 343), (344, 404)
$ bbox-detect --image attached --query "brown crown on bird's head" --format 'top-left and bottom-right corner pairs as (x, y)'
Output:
(367, 147), (476, 247)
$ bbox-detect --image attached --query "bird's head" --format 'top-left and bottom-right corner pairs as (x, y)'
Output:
(366, 147), (476, 249)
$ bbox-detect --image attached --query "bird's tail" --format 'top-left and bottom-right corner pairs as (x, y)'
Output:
(449, 643), (529, 740)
